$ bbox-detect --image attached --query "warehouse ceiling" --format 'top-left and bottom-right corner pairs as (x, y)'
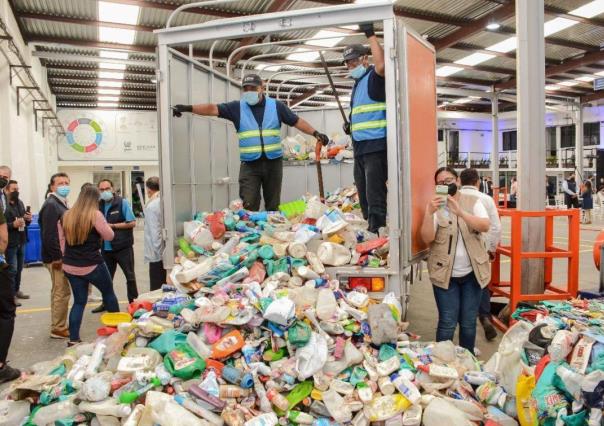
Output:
(7, 0), (604, 111)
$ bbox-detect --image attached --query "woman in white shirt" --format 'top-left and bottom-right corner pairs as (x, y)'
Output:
(420, 167), (490, 353)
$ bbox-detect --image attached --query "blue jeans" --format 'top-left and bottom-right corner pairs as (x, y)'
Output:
(5, 245), (24, 293)
(433, 272), (482, 353)
(64, 263), (119, 341)
(479, 287), (491, 318)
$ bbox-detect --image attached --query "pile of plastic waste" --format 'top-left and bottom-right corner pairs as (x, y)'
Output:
(281, 134), (353, 162)
(480, 298), (604, 426)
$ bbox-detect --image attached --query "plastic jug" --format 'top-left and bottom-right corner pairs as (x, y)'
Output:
(315, 288), (337, 321)
(363, 394), (411, 422)
(317, 242), (351, 266)
(211, 330), (244, 359)
(401, 404), (422, 426)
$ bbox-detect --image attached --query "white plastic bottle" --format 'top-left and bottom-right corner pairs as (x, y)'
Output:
(317, 242), (351, 266)
(78, 399), (132, 417)
(32, 399), (79, 426)
(315, 288), (337, 321)
(297, 265), (320, 280)
(85, 342), (106, 378)
(122, 404), (145, 426)
(391, 374), (421, 405)
(305, 252), (325, 274)
(244, 412), (279, 426)
(402, 405), (422, 426)
(288, 242), (307, 259)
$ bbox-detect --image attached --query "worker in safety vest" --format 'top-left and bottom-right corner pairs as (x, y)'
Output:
(172, 74), (329, 211)
(342, 23), (387, 234)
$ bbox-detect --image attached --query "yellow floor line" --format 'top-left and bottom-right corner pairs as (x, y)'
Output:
(16, 300), (129, 315)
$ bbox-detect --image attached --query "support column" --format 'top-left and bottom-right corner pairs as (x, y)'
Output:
(491, 92), (499, 185)
(516, 0), (546, 294)
(575, 106), (584, 181)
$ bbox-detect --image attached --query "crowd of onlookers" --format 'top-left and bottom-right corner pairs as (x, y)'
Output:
(0, 166), (164, 383)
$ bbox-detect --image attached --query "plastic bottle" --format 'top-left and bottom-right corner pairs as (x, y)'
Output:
(417, 364), (459, 380)
(174, 395), (224, 425)
(219, 385), (250, 398)
(244, 412), (279, 426)
(287, 411), (314, 425)
(122, 404), (145, 426)
(211, 330), (245, 359)
(186, 331), (212, 360)
(391, 374), (421, 405)
(254, 373), (273, 413)
(376, 356), (400, 376)
(31, 399), (79, 425)
(78, 399), (132, 417)
(188, 384), (226, 410)
(463, 371), (498, 386)
(222, 365), (254, 389)
(305, 252), (325, 274)
(85, 342), (106, 378)
(322, 389), (352, 423)
(317, 242), (351, 266)
(356, 382), (374, 402)
(330, 379), (354, 395)
(363, 394), (411, 422)
(378, 376), (395, 395)
(315, 288), (337, 321)
(401, 405), (422, 426)
(118, 377), (161, 404)
(288, 242), (308, 259)
(267, 389), (290, 411)
(297, 266), (320, 280)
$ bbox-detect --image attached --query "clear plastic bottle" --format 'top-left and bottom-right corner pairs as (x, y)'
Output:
(266, 389), (290, 411)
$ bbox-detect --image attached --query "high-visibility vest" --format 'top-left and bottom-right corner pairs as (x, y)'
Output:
(350, 67), (387, 142)
(237, 96), (282, 161)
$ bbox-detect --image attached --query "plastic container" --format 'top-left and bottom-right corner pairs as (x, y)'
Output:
(401, 404), (422, 426)
(322, 389), (353, 423)
(315, 288), (337, 321)
(222, 364), (254, 389)
(391, 374), (421, 405)
(211, 330), (244, 359)
(317, 242), (351, 266)
(267, 389), (290, 411)
(244, 412), (279, 426)
(174, 395), (224, 425)
(100, 312), (132, 327)
(363, 394), (411, 422)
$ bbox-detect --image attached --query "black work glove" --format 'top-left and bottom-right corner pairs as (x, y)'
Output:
(360, 23), (375, 38)
(343, 122), (351, 135)
(172, 104), (193, 118)
(313, 131), (329, 146)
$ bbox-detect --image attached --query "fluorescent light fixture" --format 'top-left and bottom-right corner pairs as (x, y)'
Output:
(545, 84), (561, 90)
(543, 18), (577, 37)
(97, 88), (121, 95)
(486, 37), (517, 53)
(97, 102), (119, 108)
(255, 64), (268, 71)
(486, 22), (500, 30)
(576, 75), (595, 82)
(98, 1), (140, 25)
(307, 30), (345, 48)
(99, 62), (126, 70)
(558, 80), (579, 87)
(596, 70), (604, 76)
(570, 0), (604, 18)
(99, 27), (136, 45)
(98, 96), (120, 102)
(100, 50), (129, 59)
(97, 81), (123, 88)
(435, 65), (463, 77)
(452, 98), (472, 104)
(454, 52), (495, 66)
(99, 71), (124, 80)
(469, 96), (481, 99)
(286, 50), (320, 62)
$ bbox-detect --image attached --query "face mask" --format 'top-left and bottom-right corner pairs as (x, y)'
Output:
(448, 182), (458, 196)
(56, 185), (70, 198)
(0, 178), (7, 189)
(100, 191), (113, 202)
(242, 91), (260, 106)
(9, 191), (19, 201)
(349, 64), (367, 80)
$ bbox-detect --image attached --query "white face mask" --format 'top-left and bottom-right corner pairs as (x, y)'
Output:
(242, 91), (260, 106)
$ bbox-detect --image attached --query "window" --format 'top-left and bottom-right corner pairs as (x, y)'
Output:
(502, 130), (517, 151)
(545, 127), (556, 156)
(561, 125), (575, 148)
(584, 122), (600, 146)
(448, 130), (459, 161)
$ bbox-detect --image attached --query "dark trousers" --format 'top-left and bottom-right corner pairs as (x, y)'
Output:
(239, 158), (283, 211)
(103, 247), (138, 302)
(65, 263), (119, 341)
(354, 150), (388, 233)
(565, 195), (579, 209)
(5, 245), (24, 293)
(479, 287), (491, 318)
(149, 260), (166, 292)
(0, 268), (16, 363)
(433, 272), (482, 353)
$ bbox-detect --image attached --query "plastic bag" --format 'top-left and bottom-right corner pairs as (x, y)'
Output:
(382, 292), (403, 323)
(263, 298), (295, 326)
(295, 332), (328, 380)
(163, 343), (206, 379)
(422, 397), (473, 426)
(288, 321), (312, 348)
(531, 361), (569, 422)
(368, 303), (398, 345)
(148, 330), (187, 355)
(515, 374), (538, 426)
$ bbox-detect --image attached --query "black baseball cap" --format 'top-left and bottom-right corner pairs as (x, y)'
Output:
(242, 74), (263, 87)
(342, 44), (369, 62)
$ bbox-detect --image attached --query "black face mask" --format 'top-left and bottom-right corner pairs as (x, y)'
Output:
(0, 178), (7, 189)
(9, 191), (19, 201)
(448, 182), (458, 196)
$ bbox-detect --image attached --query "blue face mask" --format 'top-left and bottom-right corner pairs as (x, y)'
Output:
(100, 191), (113, 202)
(56, 185), (70, 198)
(349, 64), (367, 80)
(242, 91), (260, 106)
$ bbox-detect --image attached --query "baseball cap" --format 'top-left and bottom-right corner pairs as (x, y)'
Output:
(342, 44), (369, 62)
(241, 74), (263, 88)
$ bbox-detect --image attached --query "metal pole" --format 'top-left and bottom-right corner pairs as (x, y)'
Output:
(516, 0), (546, 294)
(491, 91), (499, 185)
(575, 106), (584, 181)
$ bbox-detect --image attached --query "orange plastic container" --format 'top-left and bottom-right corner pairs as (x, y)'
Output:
(211, 330), (244, 359)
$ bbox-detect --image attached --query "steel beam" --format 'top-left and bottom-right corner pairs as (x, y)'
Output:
(575, 107), (584, 180)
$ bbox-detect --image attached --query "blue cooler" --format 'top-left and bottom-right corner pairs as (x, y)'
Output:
(24, 214), (43, 265)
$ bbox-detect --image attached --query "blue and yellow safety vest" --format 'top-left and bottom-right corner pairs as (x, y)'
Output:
(237, 97), (282, 161)
(350, 67), (387, 142)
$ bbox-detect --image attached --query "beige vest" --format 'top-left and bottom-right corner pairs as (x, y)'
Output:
(427, 193), (491, 289)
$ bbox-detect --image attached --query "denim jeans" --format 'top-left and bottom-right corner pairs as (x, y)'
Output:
(433, 272), (482, 353)
(5, 245), (24, 293)
(479, 287), (491, 318)
(64, 263), (119, 341)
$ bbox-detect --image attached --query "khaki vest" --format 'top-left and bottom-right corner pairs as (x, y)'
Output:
(427, 193), (491, 289)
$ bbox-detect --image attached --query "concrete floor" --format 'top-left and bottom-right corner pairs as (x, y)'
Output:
(7, 216), (602, 369)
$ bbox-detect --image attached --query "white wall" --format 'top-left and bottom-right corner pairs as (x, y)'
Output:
(0, 0), (58, 211)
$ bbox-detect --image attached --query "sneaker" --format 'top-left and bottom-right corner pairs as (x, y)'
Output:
(15, 291), (29, 299)
(67, 340), (82, 347)
(0, 364), (21, 384)
(50, 329), (69, 339)
(91, 304), (106, 314)
(480, 316), (498, 341)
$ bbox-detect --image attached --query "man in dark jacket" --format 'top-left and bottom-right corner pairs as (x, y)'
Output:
(3, 180), (32, 305)
(38, 172), (71, 339)
(94, 179), (138, 313)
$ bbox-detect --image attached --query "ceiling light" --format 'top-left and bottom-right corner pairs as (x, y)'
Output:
(98, 96), (120, 102)
(486, 22), (500, 30)
(454, 52), (496, 66)
(570, 0), (604, 18)
(545, 84), (560, 90)
(99, 27), (136, 45)
(97, 102), (119, 108)
(255, 64), (268, 71)
(576, 75), (595, 82)
(307, 30), (345, 48)
(543, 17), (577, 37)
(558, 80), (579, 87)
(98, 81), (123, 88)
(100, 50), (129, 59)
(98, 1), (140, 25)
(339, 95), (351, 102)
(486, 37), (517, 53)
(97, 88), (121, 95)
(435, 65), (463, 77)
(286, 50), (320, 62)
(99, 62), (126, 70)
(596, 71), (604, 76)
(99, 71), (124, 80)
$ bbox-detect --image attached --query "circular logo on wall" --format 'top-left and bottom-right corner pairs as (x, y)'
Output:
(66, 118), (103, 153)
